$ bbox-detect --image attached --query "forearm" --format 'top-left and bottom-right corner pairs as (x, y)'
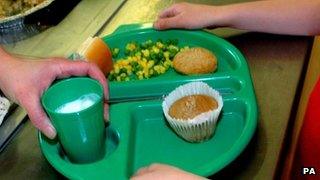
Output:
(215, 0), (320, 35)
(0, 47), (12, 74)
(0, 47), (18, 93)
(0, 47), (15, 67)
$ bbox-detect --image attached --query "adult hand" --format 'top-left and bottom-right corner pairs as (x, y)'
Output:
(154, 3), (221, 30)
(0, 54), (109, 139)
(131, 163), (206, 180)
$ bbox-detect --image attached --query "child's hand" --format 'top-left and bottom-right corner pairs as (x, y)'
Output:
(131, 163), (206, 180)
(154, 3), (220, 30)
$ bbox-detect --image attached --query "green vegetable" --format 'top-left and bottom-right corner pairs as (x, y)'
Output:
(111, 48), (120, 58)
(109, 39), (182, 81)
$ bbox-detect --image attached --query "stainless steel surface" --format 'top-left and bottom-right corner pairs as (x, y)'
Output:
(0, 0), (83, 44)
(0, 19), (44, 44)
(0, 0), (54, 23)
(0, 106), (27, 152)
(0, 0), (55, 44)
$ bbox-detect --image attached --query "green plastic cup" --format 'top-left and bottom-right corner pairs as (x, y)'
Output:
(41, 77), (106, 164)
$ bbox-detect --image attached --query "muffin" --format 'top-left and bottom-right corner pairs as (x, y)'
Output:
(162, 82), (223, 142)
(173, 47), (217, 75)
(169, 95), (218, 120)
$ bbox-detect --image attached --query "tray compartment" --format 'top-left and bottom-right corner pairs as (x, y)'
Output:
(104, 30), (241, 72)
(104, 27), (248, 101)
(122, 99), (249, 176)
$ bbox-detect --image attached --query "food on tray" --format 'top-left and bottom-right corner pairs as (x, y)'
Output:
(77, 37), (113, 75)
(162, 82), (223, 142)
(108, 39), (185, 81)
(173, 47), (217, 75)
(0, 0), (45, 18)
(108, 40), (218, 81)
(169, 95), (218, 120)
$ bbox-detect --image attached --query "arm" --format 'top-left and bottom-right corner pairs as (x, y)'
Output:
(154, 0), (320, 35)
(0, 47), (109, 139)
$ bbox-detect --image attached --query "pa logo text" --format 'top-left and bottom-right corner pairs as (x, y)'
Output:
(302, 167), (316, 175)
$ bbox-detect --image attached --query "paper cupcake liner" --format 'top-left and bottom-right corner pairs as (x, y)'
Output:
(162, 82), (223, 142)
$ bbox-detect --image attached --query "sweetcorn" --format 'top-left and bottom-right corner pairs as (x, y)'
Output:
(109, 39), (186, 82)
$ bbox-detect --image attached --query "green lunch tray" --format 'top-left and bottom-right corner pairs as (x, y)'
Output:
(38, 23), (258, 179)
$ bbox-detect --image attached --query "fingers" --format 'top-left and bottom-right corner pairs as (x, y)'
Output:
(133, 163), (165, 176)
(154, 16), (182, 30)
(134, 167), (150, 177)
(158, 4), (180, 18)
(155, 4), (182, 30)
(22, 94), (56, 139)
(147, 163), (174, 171)
(131, 163), (172, 180)
(53, 59), (109, 101)
(155, 3), (188, 30)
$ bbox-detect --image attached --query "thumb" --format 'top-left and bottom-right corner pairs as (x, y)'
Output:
(23, 95), (57, 139)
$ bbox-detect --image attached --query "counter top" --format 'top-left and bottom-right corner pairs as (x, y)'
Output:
(0, 0), (312, 179)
